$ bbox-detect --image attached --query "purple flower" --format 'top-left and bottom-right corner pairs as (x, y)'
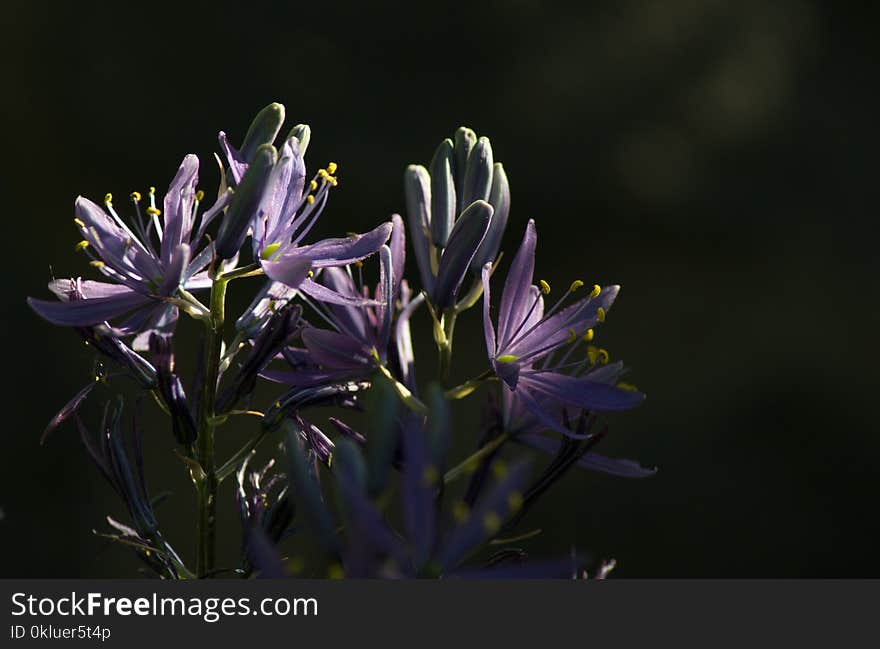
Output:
(218, 105), (393, 300)
(260, 215), (407, 386)
(28, 155), (220, 348)
(481, 219), (645, 436)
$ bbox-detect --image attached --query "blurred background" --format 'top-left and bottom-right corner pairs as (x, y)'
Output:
(1, 0), (877, 577)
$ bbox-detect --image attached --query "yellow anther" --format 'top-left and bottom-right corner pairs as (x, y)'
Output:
(353, 260), (363, 268)
(74, 240), (89, 252)
(452, 501), (470, 523)
(310, 180), (318, 191)
(307, 270), (314, 278)
(326, 176), (338, 187)
(507, 491), (524, 512)
(422, 465), (439, 487)
(496, 354), (519, 364)
(483, 512), (502, 534)
(567, 328), (577, 343)
(146, 206), (162, 216)
(569, 279), (584, 293)
(617, 382), (638, 391)
(587, 346), (599, 365)
(596, 307), (606, 323)
(306, 194), (315, 205)
(597, 348), (610, 364)
(260, 242), (281, 260)
(195, 189), (205, 201)
(104, 193), (113, 204)
(130, 191), (142, 202)
(287, 556), (305, 575)
(327, 161), (338, 174)
(149, 186), (156, 194)
(89, 260), (105, 268)
(539, 279), (551, 295)
(491, 460), (508, 479)
(73, 218), (85, 227)
(318, 168), (328, 179)
(590, 284), (601, 298)
(582, 328), (594, 342)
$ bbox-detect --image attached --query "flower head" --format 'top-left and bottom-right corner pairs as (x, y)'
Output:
(481, 220), (645, 436)
(28, 155), (220, 348)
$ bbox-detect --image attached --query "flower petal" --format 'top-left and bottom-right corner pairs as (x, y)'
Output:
(481, 263), (496, 358)
(260, 251), (312, 289)
(518, 371), (645, 412)
(295, 222), (392, 268)
(28, 291), (152, 327)
(498, 219), (537, 350)
(301, 328), (371, 370)
(161, 154), (199, 265)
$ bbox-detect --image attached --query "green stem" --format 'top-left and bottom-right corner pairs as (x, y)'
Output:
(195, 278), (227, 578)
(445, 370), (495, 400)
(443, 432), (509, 484)
(437, 310), (458, 383)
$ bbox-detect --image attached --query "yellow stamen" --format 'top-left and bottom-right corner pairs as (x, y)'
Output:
(539, 279), (551, 295)
(149, 186), (156, 194)
(104, 193), (112, 204)
(89, 260), (105, 268)
(146, 206), (162, 216)
(260, 242), (281, 260)
(583, 328), (594, 342)
(491, 460), (508, 479)
(587, 346), (599, 365)
(130, 191), (142, 202)
(307, 270), (314, 278)
(73, 218), (85, 227)
(327, 161), (337, 174)
(596, 307), (606, 323)
(617, 382), (638, 391)
(597, 348), (610, 364)
(569, 279), (584, 293)
(483, 512), (502, 534)
(306, 195), (315, 205)
(195, 190), (205, 201)
(590, 284), (601, 298)
(317, 168), (328, 179)
(309, 180), (318, 191)
(74, 240), (89, 252)
(326, 176), (338, 187)
(567, 328), (577, 343)
(496, 355), (519, 364)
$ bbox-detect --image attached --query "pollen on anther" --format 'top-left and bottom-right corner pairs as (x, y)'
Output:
(452, 501), (470, 523)
(590, 284), (601, 298)
(327, 161), (338, 174)
(310, 180), (318, 191)
(482, 512), (502, 534)
(73, 218), (85, 227)
(74, 240), (89, 252)
(539, 279), (551, 295)
(596, 307), (606, 323)
(104, 193), (113, 204)
(306, 195), (315, 205)
(569, 279), (584, 293)
(146, 206), (162, 216)
(90, 260), (105, 268)
(583, 328), (594, 342)
(195, 190), (205, 202)
(130, 191), (142, 202)
(149, 186), (156, 194)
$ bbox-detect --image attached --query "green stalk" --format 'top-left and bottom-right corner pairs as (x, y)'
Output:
(437, 310), (458, 383)
(443, 432), (508, 484)
(195, 278), (227, 578)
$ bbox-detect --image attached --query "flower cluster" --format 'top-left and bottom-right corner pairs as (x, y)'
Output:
(28, 103), (653, 579)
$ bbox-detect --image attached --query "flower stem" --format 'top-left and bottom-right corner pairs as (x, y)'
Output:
(443, 432), (508, 484)
(437, 310), (458, 383)
(195, 277), (227, 578)
(444, 370), (494, 400)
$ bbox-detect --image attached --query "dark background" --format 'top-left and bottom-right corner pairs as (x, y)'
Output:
(2, 0), (877, 577)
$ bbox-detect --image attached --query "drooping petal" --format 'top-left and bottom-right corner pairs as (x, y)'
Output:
(518, 371), (645, 412)
(301, 328), (372, 370)
(497, 219), (537, 350)
(295, 222), (392, 268)
(298, 278), (384, 308)
(431, 200), (492, 308)
(260, 251), (312, 289)
(28, 291), (152, 327)
(42, 381), (97, 443)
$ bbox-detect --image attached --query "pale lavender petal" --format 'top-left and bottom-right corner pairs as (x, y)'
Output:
(28, 291), (152, 327)
(161, 154), (199, 264)
(517, 433), (656, 478)
(193, 188), (233, 244)
(318, 267), (367, 339)
(158, 243), (190, 296)
(519, 371), (645, 412)
(389, 213), (406, 295)
(48, 278), (133, 301)
(301, 328), (371, 370)
(261, 252), (312, 289)
(132, 304), (179, 351)
(296, 222), (392, 268)
(480, 263), (496, 358)
(298, 277), (383, 308)
(498, 219), (537, 349)
(218, 131), (247, 184)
